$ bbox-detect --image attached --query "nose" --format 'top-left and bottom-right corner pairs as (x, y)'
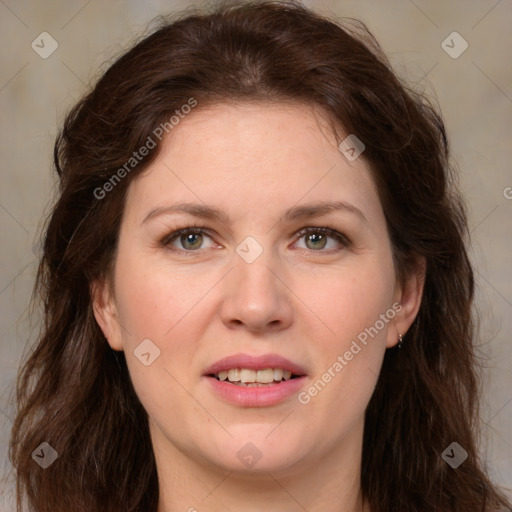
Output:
(219, 245), (293, 333)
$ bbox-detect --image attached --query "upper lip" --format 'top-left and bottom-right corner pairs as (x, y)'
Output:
(204, 353), (307, 376)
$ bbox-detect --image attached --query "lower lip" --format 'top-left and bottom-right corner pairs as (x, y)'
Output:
(204, 376), (307, 407)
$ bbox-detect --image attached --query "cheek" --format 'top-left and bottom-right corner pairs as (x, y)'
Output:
(111, 255), (199, 426)
(111, 250), (214, 402)
(306, 257), (396, 343)
(112, 248), (209, 345)
(296, 257), (395, 414)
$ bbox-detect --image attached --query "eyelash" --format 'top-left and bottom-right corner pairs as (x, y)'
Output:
(160, 224), (352, 254)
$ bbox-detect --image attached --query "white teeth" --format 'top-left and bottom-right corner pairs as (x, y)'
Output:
(227, 369), (241, 382)
(273, 368), (284, 381)
(215, 367), (297, 383)
(240, 369), (256, 383)
(256, 368), (274, 383)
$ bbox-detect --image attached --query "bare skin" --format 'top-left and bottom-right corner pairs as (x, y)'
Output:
(92, 102), (424, 512)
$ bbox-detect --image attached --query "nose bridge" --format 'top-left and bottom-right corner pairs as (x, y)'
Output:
(219, 234), (293, 331)
(233, 235), (281, 304)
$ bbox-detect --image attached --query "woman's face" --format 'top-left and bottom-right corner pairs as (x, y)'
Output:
(94, 102), (420, 477)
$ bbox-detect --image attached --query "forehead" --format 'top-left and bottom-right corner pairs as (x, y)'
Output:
(125, 102), (382, 226)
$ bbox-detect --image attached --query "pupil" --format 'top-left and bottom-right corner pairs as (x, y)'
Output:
(182, 233), (202, 249)
(307, 233), (326, 249)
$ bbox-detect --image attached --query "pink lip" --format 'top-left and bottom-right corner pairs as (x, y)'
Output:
(203, 353), (308, 407)
(205, 376), (307, 407)
(203, 353), (307, 376)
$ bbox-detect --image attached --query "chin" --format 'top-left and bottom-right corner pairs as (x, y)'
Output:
(199, 428), (311, 475)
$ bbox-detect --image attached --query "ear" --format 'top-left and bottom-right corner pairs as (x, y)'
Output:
(90, 279), (124, 351)
(386, 256), (426, 348)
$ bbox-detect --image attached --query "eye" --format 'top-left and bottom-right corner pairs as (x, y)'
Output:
(294, 227), (351, 252)
(160, 225), (351, 253)
(161, 227), (216, 251)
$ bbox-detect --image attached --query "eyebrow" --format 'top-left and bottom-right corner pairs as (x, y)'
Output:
(142, 200), (368, 225)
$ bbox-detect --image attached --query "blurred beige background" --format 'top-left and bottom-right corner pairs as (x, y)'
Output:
(1, 0), (511, 508)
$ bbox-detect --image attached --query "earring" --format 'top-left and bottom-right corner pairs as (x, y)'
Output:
(398, 333), (403, 349)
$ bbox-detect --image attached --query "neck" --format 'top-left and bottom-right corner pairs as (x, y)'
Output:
(153, 418), (370, 512)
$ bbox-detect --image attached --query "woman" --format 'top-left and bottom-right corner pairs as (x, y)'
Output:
(9, 1), (511, 511)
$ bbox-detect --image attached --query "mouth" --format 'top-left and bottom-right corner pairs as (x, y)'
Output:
(207, 367), (303, 386)
(203, 353), (308, 406)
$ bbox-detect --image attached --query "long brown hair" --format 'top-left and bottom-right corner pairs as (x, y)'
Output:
(9, 1), (511, 510)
